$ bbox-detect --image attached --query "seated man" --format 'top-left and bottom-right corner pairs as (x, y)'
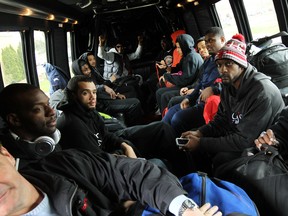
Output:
(72, 58), (143, 126)
(57, 75), (190, 174)
(56, 75), (138, 157)
(179, 33), (285, 171)
(0, 144), (222, 216)
(97, 34), (143, 83)
(156, 34), (203, 114)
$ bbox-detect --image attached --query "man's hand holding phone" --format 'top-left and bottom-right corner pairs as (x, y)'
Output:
(179, 130), (202, 151)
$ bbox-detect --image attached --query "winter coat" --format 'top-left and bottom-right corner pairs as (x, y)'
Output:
(164, 34), (203, 87)
(199, 63), (285, 154)
(20, 150), (185, 215)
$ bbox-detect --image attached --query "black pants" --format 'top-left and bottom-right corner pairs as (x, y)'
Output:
(155, 86), (180, 113)
(115, 121), (193, 177)
(98, 98), (143, 127)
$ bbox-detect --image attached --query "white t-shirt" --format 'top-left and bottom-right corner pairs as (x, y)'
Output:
(22, 191), (59, 216)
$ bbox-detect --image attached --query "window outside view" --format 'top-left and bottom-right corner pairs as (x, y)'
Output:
(215, 0), (279, 43)
(34, 30), (49, 95)
(215, 0), (238, 40)
(243, 0), (280, 42)
(67, 31), (74, 78)
(0, 32), (27, 86)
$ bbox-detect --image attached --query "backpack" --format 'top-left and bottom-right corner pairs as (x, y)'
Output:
(44, 63), (70, 95)
(141, 172), (259, 216)
(246, 31), (288, 90)
(180, 172), (259, 216)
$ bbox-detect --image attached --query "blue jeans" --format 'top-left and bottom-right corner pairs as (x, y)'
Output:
(162, 103), (206, 136)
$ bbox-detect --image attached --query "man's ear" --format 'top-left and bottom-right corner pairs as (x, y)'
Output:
(6, 113), (21, 127)
(220, 36), (226, 45)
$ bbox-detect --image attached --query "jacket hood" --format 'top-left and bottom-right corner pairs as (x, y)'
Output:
(176, 34), (196, 57)
(79, 52), (88, 62)
(229, 63), (271, 99)
(44, 63), (55, 76)
(71, 59), (83, 76)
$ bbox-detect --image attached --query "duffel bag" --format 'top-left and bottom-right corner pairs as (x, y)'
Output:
(215, 144), (288, 216)
(247, 31), (288, 89)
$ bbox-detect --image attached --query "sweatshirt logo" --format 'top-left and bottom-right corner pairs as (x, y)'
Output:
(94, 133), (102, 146)
(232, 112), (242, 124)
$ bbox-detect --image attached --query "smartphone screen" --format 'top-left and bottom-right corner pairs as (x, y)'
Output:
(176, 138), (189, 146)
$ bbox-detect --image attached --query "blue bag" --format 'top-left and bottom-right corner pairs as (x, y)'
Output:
(142, 172), (259, 216)
(180, 172), (259, 216)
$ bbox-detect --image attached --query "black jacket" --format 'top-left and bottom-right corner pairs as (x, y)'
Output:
(20, 150), (186, 215)
(199, 64), (285, 154)
(164, 34), (203, 87)
(57, 98), (124, 154)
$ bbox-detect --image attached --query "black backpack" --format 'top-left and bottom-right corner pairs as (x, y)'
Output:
(246, 31), (288, 97)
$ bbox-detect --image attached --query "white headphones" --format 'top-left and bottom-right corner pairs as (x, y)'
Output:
(11, 129), (61, 157)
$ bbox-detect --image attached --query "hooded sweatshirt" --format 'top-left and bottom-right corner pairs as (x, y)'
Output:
(170, 30), (186, 67)
(57, 97), (124, 154)
(198, 63), (285, 154)
(164, 34), (203, 87)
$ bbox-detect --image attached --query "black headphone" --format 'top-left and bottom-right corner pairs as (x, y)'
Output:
(11, 129), (61, 158)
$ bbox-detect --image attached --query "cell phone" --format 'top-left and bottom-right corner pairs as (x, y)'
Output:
(176, 137), (189, 146)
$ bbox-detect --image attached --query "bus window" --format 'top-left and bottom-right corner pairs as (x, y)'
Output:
(243, 0), (280, 42)
(34, 30), (49, 95)
(0, 32), (27, 86)
(67, 31), (73, 78)
(215, 0), (238, 39)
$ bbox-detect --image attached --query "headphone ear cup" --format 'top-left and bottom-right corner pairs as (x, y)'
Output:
(51, 129), (61, 144)
(34, 136), (56, 155)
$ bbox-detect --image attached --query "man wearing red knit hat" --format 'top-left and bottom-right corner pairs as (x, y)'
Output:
(178, 33), (285, 171)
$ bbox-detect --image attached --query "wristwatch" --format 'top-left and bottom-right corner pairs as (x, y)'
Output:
(178, 199), (197, 216)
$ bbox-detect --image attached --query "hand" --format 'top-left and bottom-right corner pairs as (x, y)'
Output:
(104, 85), (117, 99)
(121, 142), (137, 158)
(156, 60), (167, 69)
(110, 74), (117, 82)
(183, 203), (222, 216)
(180, 98), (190, 110)
(199, 87), (213, 103)
(99, 35), (106, 47)
(180, 87), (189, 96)
(254, 129), (279, 150)
(179, 130), (203, 151)
(181, 130), (203, 138)
(186, 89), (194, 95)
(116, 93), (126, 99)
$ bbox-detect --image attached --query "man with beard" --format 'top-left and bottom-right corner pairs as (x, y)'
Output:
(179, 33), (285, 170)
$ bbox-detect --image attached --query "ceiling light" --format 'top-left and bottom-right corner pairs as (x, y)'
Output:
(20, 8), (32, 16)
(47, 14), (55, 20)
